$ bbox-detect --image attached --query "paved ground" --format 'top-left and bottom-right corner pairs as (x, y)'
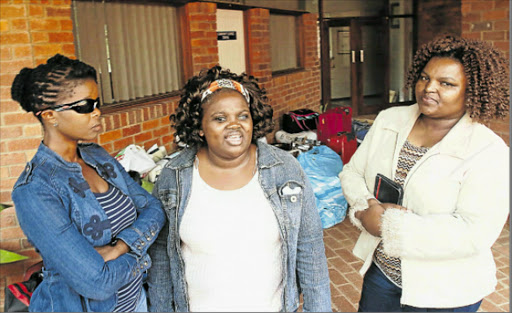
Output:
(321, 217), (510, 312)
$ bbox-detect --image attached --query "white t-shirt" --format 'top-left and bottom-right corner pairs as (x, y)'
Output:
(179, 165), (283, 312)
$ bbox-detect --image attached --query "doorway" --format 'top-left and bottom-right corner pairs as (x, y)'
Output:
(323, 17), (389, 116)
(217, 9), (246, 75)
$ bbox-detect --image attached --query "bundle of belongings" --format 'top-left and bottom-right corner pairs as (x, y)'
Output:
(115, 144), (170, 192)
(273, 108), (352, 228)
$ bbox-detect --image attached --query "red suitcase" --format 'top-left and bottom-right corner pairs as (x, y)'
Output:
(317, 106), (353, 144)
(325, 131), (357, 165)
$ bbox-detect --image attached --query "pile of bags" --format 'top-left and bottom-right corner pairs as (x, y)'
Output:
(276, 107), (359, 229)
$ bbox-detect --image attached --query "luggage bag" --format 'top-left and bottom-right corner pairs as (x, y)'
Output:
(317, 106), (353, 143)
(325, 131), (358, 165)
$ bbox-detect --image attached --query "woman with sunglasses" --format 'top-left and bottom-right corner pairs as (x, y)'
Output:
(10, 54), (165, 312)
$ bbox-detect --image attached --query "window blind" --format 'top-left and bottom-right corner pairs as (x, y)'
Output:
(72, 1), (182, 105)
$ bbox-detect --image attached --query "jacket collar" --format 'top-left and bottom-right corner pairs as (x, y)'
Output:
(167, 140), (283, 170)
(383, 104), (475, 159)
(34, 141), (82, 170)
(166, 145), (197, 170)
(256, 140), (283, 168)
(34, 142), (112, 171)
(434, 113), (474, 158)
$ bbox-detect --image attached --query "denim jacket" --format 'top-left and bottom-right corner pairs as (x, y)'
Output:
(12, 142), (165, 312)
(147, 141), (331, 312)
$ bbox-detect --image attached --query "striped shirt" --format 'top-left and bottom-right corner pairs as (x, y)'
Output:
(94, 185), (142, 312)
(373, 139), (429, 288)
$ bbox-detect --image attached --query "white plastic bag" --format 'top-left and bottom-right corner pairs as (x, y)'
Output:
(115, 144), (156, 175)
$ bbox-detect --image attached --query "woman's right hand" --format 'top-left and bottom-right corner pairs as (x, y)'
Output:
(95, 240), (130, 262)
(355, 199), (407, 237)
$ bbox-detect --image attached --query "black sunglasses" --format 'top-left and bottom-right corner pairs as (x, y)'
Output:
(53, 98), (101, 114)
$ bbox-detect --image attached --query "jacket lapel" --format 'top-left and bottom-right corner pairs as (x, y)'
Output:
(381, 104), (421, 179)
(402, 111), (474, 189)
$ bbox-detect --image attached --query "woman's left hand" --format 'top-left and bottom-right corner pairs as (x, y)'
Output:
(95, 240), (130, 262)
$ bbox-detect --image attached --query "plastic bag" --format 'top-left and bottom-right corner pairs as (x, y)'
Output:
(115, 144), (156, 175)
(297, 145), (347, 228)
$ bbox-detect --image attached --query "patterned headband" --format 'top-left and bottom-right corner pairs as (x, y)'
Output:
(201, 79), (250, 104)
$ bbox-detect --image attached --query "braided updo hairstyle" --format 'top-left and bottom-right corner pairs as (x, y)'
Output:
(11, 54), (97, 122)
(406, 35), (509, 121)
(171, 65), (274, 147)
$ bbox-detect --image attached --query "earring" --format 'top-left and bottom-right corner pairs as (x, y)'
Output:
(199, 130), (204, 136)
(53, 122), (58, 127)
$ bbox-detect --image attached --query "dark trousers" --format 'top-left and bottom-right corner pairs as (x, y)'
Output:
(358, 262), (482, 312)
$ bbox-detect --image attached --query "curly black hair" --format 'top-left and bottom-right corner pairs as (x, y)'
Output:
(171, 65), (274, 146)
(406, 36), (509, 121)
(11, 54), (97, 122)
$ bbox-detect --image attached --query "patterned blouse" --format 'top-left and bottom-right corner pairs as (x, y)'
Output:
(373, 139), (429, 288)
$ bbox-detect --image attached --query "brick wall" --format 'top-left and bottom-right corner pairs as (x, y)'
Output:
(461, 0), (510, 144)
(0, 1), (75, 305)
(269, 13), (322, 122)
(245, 9), (322, 140)
(0, 1), (321, 308)
(417, 0), (462, 47)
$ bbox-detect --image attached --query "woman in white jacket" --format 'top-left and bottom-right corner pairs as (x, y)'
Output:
(339, 36), (509, 312)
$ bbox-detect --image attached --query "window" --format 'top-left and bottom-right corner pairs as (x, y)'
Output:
(72, 1), (183, 106)
(389, 17), (414, 103)
(269, 13), (300, 72)
(389, 0), (414, 103)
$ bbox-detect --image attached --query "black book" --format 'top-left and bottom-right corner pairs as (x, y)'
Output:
(374, 173), (404, 205)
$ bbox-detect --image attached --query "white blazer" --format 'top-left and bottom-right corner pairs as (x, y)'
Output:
(339, 104), (509, 308)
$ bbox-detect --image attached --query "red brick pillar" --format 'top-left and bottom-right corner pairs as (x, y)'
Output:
(182, 2), (219, 75)
(300, 13), (322, 109)
(245, 8), (272, 89)
(301, 13), (320, 69)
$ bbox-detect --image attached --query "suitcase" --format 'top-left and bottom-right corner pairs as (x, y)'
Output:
(325, 131), (358, 165)
(317, 106), (353, 143)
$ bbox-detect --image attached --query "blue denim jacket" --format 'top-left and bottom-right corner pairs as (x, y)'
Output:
(147, 142), (331, 312)
(12, 142), (165, 312)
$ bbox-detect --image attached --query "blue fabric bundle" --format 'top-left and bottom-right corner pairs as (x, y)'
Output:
(297, 145), (347, 228)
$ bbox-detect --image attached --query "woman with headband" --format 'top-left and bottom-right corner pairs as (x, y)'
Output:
(147, 65), (331, 312)
(10, 54), (165, 312)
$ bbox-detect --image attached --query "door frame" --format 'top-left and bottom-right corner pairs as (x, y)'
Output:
(320, 16), (390, 116)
